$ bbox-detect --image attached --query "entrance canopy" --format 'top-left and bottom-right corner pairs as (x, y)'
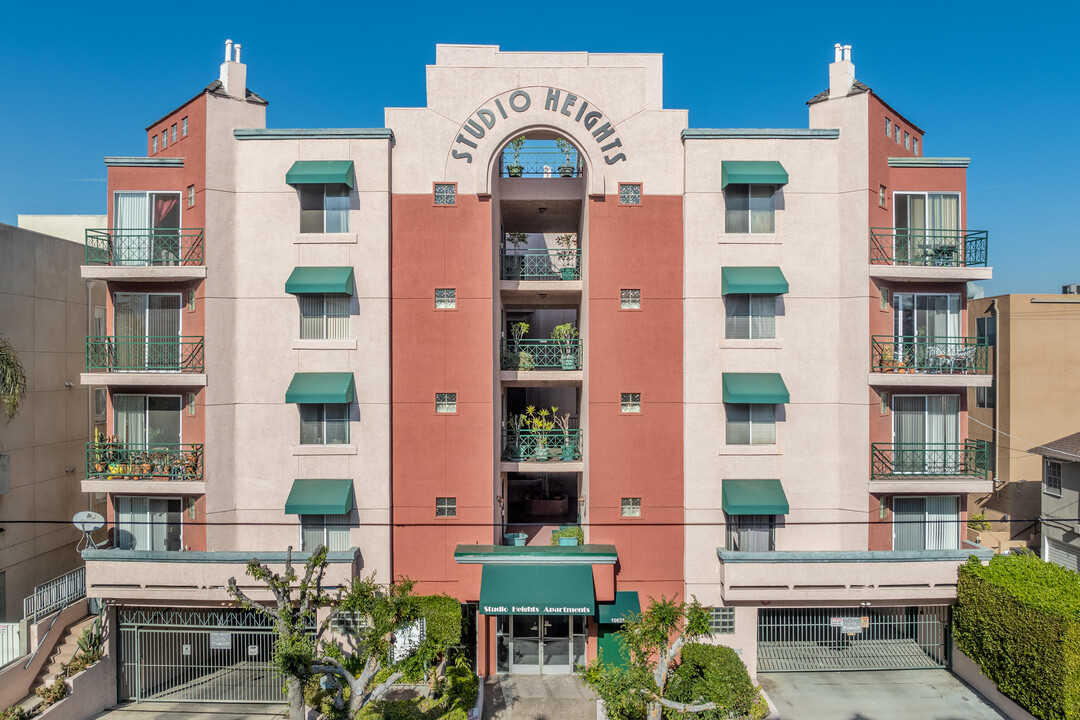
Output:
(597, 591), (641, 624)
(479, 564), (595, 616)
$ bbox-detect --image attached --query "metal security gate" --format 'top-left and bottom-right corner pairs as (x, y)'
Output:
(758, 606), (949, 672)
(117, 607), (290, 703)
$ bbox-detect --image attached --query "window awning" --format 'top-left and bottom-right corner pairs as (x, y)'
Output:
(285, 160), (356, 189)
(721, 161), (789, 188)
(721, 267), (788, 295)
(722, 479), (789, 515)
(285, 267), (355, 295)
(479, 564), (595, 615)
(285, 478), (355, 515)
(722, 373), (789, 404)
(597, 591), (641, 624)
(285, 373), (356, 404)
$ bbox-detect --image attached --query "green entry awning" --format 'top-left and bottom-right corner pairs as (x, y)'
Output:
(598, 591), (641, 624)
(721, 267), (789, 295)
(285, 267), (355, 295)
(285, 373), (356, 404)
(285, 160), (356, 189)
(285, 478), (355, 515)
(720, 160), (789, 188)
(479, 564), (595, 615)
(722, 479), (789, 515)
(722, 373), (789, 404)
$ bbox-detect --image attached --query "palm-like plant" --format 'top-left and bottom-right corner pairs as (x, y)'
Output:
(0, 334), (27, 421)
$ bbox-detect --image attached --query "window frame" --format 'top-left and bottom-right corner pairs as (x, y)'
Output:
(300, 512), (351, 552)
(171, 124), (178, 143)
(298, 403), (350, 445)
(620, 288), (641, 310)
(891, 495), (960, 550)
(114, 495), (183, 551)
(913, 138), (919, 155)
(620, 497), (642, 517)
(299, 183), (350, 233)
(435, 496), (457, 517)
(709, 607), (736, 635)
(298, 293), (350, 340)
(187, 185), (195, 208)
(433, 183), (457, 206)
(725, 403), (776, 445)
(152, 136), (158, 153)
(435, 288), (456, 310)
(161, 130), (167, 148)
(182, 117), (188, 136)
(620, 393), (641, 413)
(724, 184), (776, 234)
(618, 183), (642, 205)
(725, 293), (777, 339)
(885, 117), (891, 136)
(435, 393), (457, 414)
(1045, 460), (1063, 497)
(725, 513), (776, 551)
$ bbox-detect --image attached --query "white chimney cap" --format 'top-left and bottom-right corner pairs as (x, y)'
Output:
(834, 43), (842, 62)
(843, 44), (852, 61)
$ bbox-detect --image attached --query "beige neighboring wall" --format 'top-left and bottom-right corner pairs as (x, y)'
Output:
(17, 215), (107, 245)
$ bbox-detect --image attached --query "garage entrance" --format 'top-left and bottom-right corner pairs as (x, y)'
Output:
(757, 606), (948, 672)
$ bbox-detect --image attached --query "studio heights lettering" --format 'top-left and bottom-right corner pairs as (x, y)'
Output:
(452, 87), (628, 166)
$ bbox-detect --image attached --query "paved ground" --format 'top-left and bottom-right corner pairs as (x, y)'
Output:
(484, 674), (597, 720)
(88, 702), (287, 720)
(759, 670), (1009, 720)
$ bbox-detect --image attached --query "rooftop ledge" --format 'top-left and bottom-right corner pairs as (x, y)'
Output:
(234, 128), (394, 140)
(82, 548), (359, 563)
(454, 544), (618, 564)
(888, 157), (970, 168)
(681, 129), (840, 140)
(717, 544), (993, 563)
(103, 157), (184, 168)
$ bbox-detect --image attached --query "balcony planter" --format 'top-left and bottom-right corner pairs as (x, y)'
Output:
(560, 442), (576, 461)
(534, 445), (550, 462)
(558, 536), (579, 546)
(551, 524), (584, 546)
(504, 532), (527, 546)
(560, 352), (578, 371)
(507, 166), (524, 178)
(558, 165), (574, 178)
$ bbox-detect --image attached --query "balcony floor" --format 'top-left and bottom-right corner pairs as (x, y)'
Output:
(870, 476), (992, 494)
(82, 479), (206, 495)
(81, 372), (207, 387)
(868, 372), (992, 388)
(868, 265), (992, 283)
(81, 265), (206, 283)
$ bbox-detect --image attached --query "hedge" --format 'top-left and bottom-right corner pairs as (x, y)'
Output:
(954, 553), (1080, 720)
(664, 643), (767, 719)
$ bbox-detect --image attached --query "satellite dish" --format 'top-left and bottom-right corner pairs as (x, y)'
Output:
(73, 511), (105, 533)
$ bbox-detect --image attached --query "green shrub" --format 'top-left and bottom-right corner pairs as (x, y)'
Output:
(663, 643), (765, 719)
(550, 525), (584, 546)
(954, 553), (1080, 720)
(1, 705), (28, 720)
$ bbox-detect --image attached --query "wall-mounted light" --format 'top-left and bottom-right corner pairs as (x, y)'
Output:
(64, 381), (74, 388)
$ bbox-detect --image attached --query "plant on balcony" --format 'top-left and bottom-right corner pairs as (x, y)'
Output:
(507, 322), (534, 371)
(503, 231), (529, 279)
(91, 428), (108, 473)
(550, 323), (580, 370)
(880, 343), (895, 372)
(967, 513), (991, 532)
(506, 136), (526, 177)
(554, 233), (579, 280)
(553, 411), (576, 461)
(505, 414), (527, 462)
(550, 525), (584, 546)
(522, 405), (556, 461)
(183, 447), (202, 477)
(555, 138), (575, 177)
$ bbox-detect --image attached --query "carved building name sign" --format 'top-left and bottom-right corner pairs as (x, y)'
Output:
(452, 87), (628, 166)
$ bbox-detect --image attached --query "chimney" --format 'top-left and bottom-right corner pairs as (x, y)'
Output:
(829, 42), (855, 99)
(219, 39), (247, 99)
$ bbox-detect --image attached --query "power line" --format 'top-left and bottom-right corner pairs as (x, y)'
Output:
(969, 416), (1080, 461)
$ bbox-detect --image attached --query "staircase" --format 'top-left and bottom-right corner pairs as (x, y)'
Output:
(18, 614), (95, 712)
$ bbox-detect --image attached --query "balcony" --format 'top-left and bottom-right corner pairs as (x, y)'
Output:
(501, 429), (583, 472)
(82, 336), (206, 386)
(870, 440), (991, 493)
(500, 148), (582, 179)
(82, 228), (206, 282)
(500, 339), (582, 384)
(868, 228), (991, 282)
(84, 442), (204, 494)
(869, 336), (991, 388)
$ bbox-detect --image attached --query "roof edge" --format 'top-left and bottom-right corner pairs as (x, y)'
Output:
(683, 128), (839, 141)
(888, 157), (970, 168)
(235, 128), (394, 141)
(104, 157), (184, 168)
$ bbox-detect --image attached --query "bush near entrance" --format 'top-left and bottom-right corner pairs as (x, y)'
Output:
(954, 553), (1080, 720)
(665, 643), (765, 719)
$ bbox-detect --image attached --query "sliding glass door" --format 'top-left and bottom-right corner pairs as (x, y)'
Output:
(113, 191), (182, 265)
(892, 395), (960, 473)
(894, 192), (960, 265)
(114, 394), (182, 449)
(893, 293), (961, 369)
(114, 293), (182, 370)
(893, 496), (959, 551)
(115, 496), (182, 551)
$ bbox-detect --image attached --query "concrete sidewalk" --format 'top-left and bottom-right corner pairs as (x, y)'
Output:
(88, 702), (287, 720)
(484, 674), (597, 720)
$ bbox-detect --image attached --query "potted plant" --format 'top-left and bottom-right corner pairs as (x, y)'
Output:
(506, 136), (526, 177)
(880, 343), (895, 372)
(522, 405), (555, 461)
(504, 231), (528, 279)
(91, 429), (108, 473)
(509, 322), (533, 371)
(505, 414), (527, 461)
(503, 532), (528, 546)
(550, 323), (580, 370)
(550, 525), (584, 546)
(555, 138), (575, 178)
(554, 233), (578, 280)
(183, 447), (201, 479)
(553, 412), (575, 461)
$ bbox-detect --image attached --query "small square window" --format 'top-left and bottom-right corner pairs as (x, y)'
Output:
(301, 513), (351, 551)
(152, 136), (158, 153)
(904, 131), (910, 149)
(299, 294), (350, 339)
(726, 404), (776, 445)
(885, 117), (891, 136)
(434, 183), (456, 205)
(436, 497), (457, 517)
(620, 289), (641, 309)
(725, 294), (776, 339)
(621, 497), (641, 517)
(709, 607), (735, 634)
(435, 288), (456, 309)
(172, 124), (177, 143)
(162, 130), (167, 148)
(619, 183), (642, 205)
(1045, 461), (1062, 497)
(621, 393), (641, 413)
(725, 185), (775, 233)
(299, 404), (350, 445)
(726, 513), (776, 551)
(299, 184), (350, 233)
(182, 117), (188, 136)
(879, 185), (887, 208)
(913, 138), (919, 155)
(187, 185), (195, 207)
(436, 393), (457, 413)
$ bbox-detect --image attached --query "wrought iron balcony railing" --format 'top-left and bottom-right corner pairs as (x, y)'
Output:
(871, 336), (989, 374)
(502, 429), (582, 462)
(501, 339), (582, 371)
(86, 442), (204, 481)
(871, 440), (988, 478)
(86, 336), (205, 373)
(85, 228), (205, 266)
(500, 149), (582, 178)
(869, 229), (988, 267)
(500, 249), (581, 281)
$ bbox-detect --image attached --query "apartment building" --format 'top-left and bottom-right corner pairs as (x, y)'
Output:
(78, 42), (993, 699)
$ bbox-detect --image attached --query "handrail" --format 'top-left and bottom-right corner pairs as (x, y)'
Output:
(500, 149), (582, 178)
(870, 335), (989, 374)
(869, 228), (988, 267)
(23, 567), (86, 623)
(870, 439), (988, 478)
(501, 339), (583, 370)
(86, 335), (205, 373)
(85, 227), (204, 266)
(500, 249), (581, 281)
(86, 442), (204, 482)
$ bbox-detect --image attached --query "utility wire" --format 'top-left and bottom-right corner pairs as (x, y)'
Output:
(969, 416), (1080, 461)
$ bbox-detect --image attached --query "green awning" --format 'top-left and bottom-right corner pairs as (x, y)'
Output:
(285, 479), (355, 515)
(285, 267), (355, 295)
(285, 373), (356, 404)
(598, 591), (641, 624)
(479, 564), (595, 615)
(721, 267), (789, 295)
(722, 373), (789, 404)
(720, 160), (789, 188)
(285, 160), (356, 189)
(722, 479), (789, 515)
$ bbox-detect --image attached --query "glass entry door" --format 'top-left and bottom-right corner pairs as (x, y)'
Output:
(496, 615), (586, 674)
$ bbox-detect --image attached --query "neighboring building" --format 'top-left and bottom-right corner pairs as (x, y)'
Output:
(967, 293), (1080, 551)
(18, 216), (107, 245)
(78, 41), (994, 698)
(1030, 432), (1080, 569)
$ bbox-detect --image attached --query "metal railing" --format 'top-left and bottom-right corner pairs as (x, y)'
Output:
(500, 249), (581, 281)
(22, 567), (86, 623)
(501, 339), (582, 371)
(502, 429), (582, 462)
(869, 228), (988, 267)
(871, 440), (988, 478)
(87, 442), (204, 481)
(501, 149), (582, 178)
(86, 335), (205, 372)
(870, 336), (989, 374)
(85, 228), (204, 266)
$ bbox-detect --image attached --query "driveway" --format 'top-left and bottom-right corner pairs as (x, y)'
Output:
(89, 702), (286, 720)
(759, 670), (1008, 720)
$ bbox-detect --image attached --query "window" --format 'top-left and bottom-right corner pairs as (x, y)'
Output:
(976, 316), (997, 347)
(435, 288), (456, 309)
(301, 513), (350, 551)
(115, 496), (182, 551)
(894, 193), (962, 265)
(152, 136), (158, 153)
(891, 394), (960, 473)
(112, 190), (183, 265)
(187, 185), (195, 207)
(904, 131), (910, 149)
(435, 497), (457, 517)
(172, 124), (177, 143)
(620, 289), (641, 309)
(726, 404), (776, 445)
(299, 404), (350, 445)
(435, 393), (457, 413)
(299, 184), (349, 233)
(892, 495), (960, 550)
(724, 185), (775, 233)
(976, 383), (996, 409)
(1045, 461), (1062, 497)
(726, 514), (775, 551)
(94, 388), (107, 423)
(434, 183), (456, 205)
(895, 126), (901, 143)
(621, 497), (641, 517)
(186, 392), (196, 416)
(913, 138), (919, 155)
(879, 185), (887, 208)
(621, 393), (641, 413)
(725, 294), (776, 339)
(113, 394), (182, 450)
(299, 294), (350, 339)
(892, 293), (961, 360)
(161, 130), (167, 148)
(709, 607), (736, 634)
(619, 183), (641, 205)
(182, 117), (188, 136)
(885, 117), (891, 136)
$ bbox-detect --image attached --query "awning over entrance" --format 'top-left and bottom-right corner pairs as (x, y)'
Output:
(285, 372), (356, 404)
(284, 479), (355, 515)
(722, 479), (789, 515)
(720, 160), (789, 188)
(722, 373), (789, 404)
(721, 267), (789, 295)
(597, 591), (640, 624)
(479, 564), (595, 615)
(285, 266), (355, 295)
(285, 160), (356, 189)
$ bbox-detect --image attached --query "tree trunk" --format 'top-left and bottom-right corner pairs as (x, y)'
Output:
(647, 701), (662, 720)
(287, 677), (304, 720)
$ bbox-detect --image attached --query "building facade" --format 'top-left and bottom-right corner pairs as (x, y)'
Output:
(1030, 432), (1080, 570)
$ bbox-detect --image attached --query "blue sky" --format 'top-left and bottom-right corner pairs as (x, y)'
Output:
(2, 0), (1076, 294)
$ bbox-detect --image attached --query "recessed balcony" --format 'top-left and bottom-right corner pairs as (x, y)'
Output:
(84, 441), (204, 494)
(869, 336), (992, 388)
(501, 429), (582, 472)
(500, 338), (582, 384)
(870, 440), (991, 493)
(82, 228), (206, 282)
(82, 336), (206, 386)
(869, 228), (991, 282)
